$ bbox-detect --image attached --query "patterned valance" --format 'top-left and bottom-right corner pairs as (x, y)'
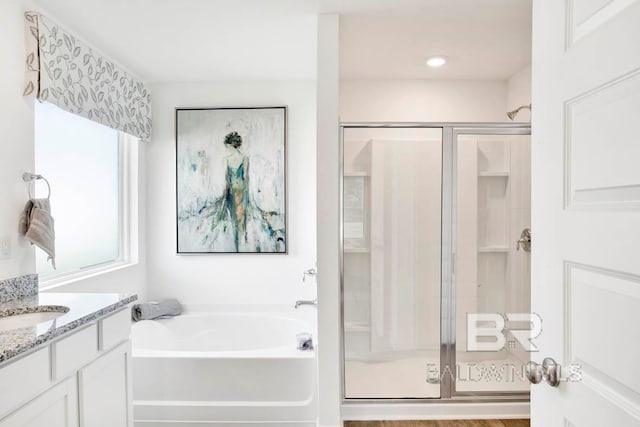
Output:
(23, 12), (152, 141)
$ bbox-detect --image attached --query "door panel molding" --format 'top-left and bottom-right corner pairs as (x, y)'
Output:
(579, 360), (640, 419)
(564, 262), (640, 391)
(564, 262), (640, 422)
(564, 67), (640, 209)
(566, 0), (639, 48)
(567, 380), (640, 425)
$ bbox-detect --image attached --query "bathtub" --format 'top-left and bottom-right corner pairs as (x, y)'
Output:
(131, 307), (317, 427)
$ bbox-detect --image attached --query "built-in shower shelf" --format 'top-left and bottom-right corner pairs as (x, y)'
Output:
(344, 171), (370, 177)
(478, 246), (509, 253)
(344, 322), (371, 333)
(478, 171), (509, 177)
(345, 248), (370, 254)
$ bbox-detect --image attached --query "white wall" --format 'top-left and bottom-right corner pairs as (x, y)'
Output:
(145, 81), (317, 306)
(0, 0), (36, 281)
(507, 65), (532, 122)
(0, 1), (146, 298)
(341, 79), (509, 123)
(316, 14), (341, 427)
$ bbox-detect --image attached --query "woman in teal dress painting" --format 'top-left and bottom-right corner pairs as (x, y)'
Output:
(217, 131), (250, 250)
(211, 131), (284, 252)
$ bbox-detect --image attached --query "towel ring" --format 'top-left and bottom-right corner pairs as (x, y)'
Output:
(22, 172), (51, 200)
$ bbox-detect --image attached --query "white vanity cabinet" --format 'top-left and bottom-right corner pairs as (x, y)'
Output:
(0, 307), (133, 427)
(79, 341), (132, 427)
(0, 377), (78, 427)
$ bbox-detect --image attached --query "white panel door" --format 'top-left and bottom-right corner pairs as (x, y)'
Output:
(0, 377), (78, 427)
(532, 0), (640, 426)
(79, 341), (132, 427)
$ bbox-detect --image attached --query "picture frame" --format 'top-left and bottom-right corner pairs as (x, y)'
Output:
(175, 106), (287, 254)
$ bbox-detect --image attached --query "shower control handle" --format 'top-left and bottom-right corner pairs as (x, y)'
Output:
(526, 358), (561, 387)
(302, 268), (317, 283)
(517, 228), (532, 252)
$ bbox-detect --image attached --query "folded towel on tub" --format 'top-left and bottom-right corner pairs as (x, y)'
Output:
(132, 299), (182, 321)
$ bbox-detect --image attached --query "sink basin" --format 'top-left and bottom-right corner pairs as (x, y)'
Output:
(0, 306), (69, 332)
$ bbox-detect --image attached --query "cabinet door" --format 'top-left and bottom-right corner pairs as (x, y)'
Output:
(0, 377), (78, 427)
(79, 341), (132, 427)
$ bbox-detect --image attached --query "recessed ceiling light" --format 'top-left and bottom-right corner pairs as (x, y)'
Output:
(426, 56), (446, 68)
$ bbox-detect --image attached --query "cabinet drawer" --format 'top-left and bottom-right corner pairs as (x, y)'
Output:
(0, 348), (51, 418)
(52, 324), (98, 380)
(99, 308), (131, 351)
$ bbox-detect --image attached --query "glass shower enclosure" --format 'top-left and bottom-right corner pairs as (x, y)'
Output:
(341, 123), (531, 401)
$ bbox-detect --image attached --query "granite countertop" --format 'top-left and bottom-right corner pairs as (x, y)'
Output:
(0, 290), (137, 365)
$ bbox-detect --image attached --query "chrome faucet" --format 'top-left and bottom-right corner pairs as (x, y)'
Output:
(294, 299), (317, 309)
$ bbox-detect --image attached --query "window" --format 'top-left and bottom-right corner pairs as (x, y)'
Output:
(34, 101), (137, 283)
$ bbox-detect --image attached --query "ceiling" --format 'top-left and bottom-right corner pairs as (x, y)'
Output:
(31, 0), (531, 82)
(31, 0), (319, 82)
(339, 1), (532, 80)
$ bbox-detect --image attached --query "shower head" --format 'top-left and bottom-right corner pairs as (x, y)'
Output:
(507, 104), (532, 121)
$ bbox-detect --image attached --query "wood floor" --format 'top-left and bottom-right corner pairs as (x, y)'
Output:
(344, 420), (530, 427)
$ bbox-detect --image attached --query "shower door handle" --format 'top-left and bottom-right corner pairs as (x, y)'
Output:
(517, 228), (532, 252)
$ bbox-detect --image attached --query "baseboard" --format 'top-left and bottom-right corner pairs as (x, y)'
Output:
(342, 402), (530, 421)
(135, 422), (316, 427)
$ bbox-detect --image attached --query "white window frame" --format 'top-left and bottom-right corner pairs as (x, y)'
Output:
(39, 132), (139, 289)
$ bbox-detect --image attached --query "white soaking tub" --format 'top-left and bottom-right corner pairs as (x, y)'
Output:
(131, 307), (317, 427)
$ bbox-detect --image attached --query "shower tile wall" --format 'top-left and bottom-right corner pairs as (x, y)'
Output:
(342, 128), (443, 399)
(342, 129), (531, 398)
(343, 140), (371, 358)
(506, 137), (531, 365)
(456, 134), (531, 392)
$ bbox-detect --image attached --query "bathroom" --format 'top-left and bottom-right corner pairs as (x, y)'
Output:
(2, 0), (640, 426)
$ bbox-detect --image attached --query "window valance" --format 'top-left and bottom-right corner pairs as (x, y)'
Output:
(23, 11), (152, 141)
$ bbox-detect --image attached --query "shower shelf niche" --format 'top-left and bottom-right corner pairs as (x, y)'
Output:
(344, 168), (370, 253)
(344, 248), (370, 254)
(344, 321), (371, 333)
(478, 245), (509, 253)
(478, 171), (509, 177)
(475, 138), (512, 317)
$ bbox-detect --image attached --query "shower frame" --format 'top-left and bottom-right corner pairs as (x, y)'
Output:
(339, 122), (532, 404)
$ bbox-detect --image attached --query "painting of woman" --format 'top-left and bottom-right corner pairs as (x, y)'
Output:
(176, 107), (286, 253)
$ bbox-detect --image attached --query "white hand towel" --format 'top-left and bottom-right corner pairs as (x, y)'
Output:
(19, 198), (56, 268)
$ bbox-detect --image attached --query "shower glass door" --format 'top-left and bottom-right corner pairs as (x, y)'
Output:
(342, 127), (443, 399)
(454, 130), (531, 394)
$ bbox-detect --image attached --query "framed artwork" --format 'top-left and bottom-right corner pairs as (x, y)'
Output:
(176, 107), (287, 253)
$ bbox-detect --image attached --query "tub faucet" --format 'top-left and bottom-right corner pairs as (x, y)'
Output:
(294, 299), (317, 309)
